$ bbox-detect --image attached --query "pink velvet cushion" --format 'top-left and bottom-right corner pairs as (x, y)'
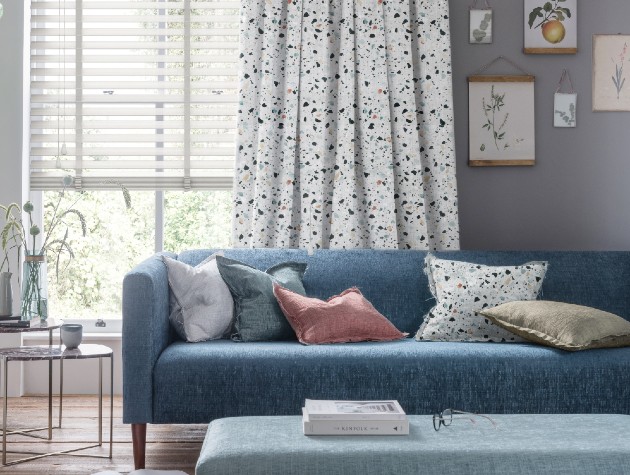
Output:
(273, 284), (407, 345)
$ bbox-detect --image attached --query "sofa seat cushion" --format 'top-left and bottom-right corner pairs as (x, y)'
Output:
(152, 339), (630, 423)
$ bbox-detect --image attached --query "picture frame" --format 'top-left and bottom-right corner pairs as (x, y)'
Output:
(593, 35), (630, 112)
(470, 8), (493, 44)
(554, 93), (577, 127)
(524, 0), (577, 54)
(468, 75), (536, 167)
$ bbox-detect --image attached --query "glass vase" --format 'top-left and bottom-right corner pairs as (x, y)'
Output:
(21, 252), (48, 322)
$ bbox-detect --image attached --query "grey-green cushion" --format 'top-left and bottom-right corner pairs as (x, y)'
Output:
(479, 300), (630, 351)
(216, 256), (307, 341)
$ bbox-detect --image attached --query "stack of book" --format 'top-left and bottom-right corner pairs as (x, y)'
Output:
(302, 399), (409, 436)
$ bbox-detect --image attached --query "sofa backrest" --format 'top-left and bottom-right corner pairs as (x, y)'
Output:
(176, 249), (630, 335)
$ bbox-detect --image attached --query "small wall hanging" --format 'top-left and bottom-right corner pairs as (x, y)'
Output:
(554, 69), (577, 127)
(470, 0), (492, 44)
(593, 34), (630, 112)
(524, 0), (577, 54)
(468, 57), (536, 167)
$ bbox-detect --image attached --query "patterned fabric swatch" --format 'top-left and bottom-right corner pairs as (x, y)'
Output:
(232, 0), (458, 250)
(416, 255), (548, 342)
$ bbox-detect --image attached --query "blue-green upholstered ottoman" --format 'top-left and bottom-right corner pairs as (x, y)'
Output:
(195, 414), (630, 475)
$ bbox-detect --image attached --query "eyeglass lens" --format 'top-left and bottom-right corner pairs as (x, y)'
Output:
(442, 408), (453, 426)
(433, 409), (455, 431)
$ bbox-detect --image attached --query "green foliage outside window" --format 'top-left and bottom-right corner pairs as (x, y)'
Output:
(45, 190), (232, 319)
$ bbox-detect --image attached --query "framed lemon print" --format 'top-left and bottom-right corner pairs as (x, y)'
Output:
(524, 0), (577, 54)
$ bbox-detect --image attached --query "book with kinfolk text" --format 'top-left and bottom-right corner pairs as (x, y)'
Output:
(303, 399), (407, 421)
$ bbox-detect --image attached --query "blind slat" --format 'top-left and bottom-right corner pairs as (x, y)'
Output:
(31, 106), (237, 116)
(32, 159), (234, 170)
(32, 41), (239, 49)
(33, 81), (237, 89)
(32, 27), (239, 36)
(31, 147), (235, 156)
(32, 94), (238, 104)
(33, 1), (240, 9)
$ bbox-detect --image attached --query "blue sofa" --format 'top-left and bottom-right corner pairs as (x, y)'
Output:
(122, 249), (630, 468)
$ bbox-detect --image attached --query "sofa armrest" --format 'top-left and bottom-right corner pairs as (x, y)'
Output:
(122, 252), (175, 424)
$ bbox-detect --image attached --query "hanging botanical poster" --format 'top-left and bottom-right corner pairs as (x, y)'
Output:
(524, 0), (577, 54)
(468, 75), (536, 166)
(554, 69), (576, 127)
(593, 35), (630, 112)
(470, 8), (493, 44)
(554, 93), (577, 127)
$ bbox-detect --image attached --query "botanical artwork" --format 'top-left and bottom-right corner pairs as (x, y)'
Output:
(468, 77), (535, 166)
(470, 9), (492, 44)
(524, 0), (577, 54)
(593, 35), (630, 111)
(554, 93), (576, 127)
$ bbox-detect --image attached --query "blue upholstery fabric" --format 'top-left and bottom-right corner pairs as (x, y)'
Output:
(123, 250), (630, 425)
(153, 339), (630, 423)
(122, 251), (175, 423)
(196, 415), (630, 475)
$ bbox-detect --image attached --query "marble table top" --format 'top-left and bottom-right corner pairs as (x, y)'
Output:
(0, 318), (62, 333)
(0, 344), (112, 361)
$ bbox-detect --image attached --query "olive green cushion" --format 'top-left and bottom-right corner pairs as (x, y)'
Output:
(479, 300), (630, 351)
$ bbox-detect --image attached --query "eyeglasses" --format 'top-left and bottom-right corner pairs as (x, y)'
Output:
(432, 409), (497, 431)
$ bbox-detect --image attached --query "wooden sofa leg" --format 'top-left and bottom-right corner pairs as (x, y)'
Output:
(132, 423), (147, 469)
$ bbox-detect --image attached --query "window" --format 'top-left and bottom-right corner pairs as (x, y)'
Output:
(30, 1), (239, 321)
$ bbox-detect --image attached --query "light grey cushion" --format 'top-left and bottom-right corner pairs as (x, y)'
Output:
(216, 256), (307, 342)
(163, 254), (234, 342)
(416, 254), (548, 342)
(479, 300), (630, 351)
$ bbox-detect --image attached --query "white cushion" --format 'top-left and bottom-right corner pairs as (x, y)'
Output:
(163, 254), (234, 342)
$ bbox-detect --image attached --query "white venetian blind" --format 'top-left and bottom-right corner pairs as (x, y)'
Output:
(30, 0), (239, 190)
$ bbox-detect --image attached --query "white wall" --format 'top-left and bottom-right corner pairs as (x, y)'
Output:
(0, 0), (28, 312)
(0, 0), (28, 398)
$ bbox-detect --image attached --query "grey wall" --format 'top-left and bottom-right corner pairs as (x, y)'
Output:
(450, 0), (630, 250)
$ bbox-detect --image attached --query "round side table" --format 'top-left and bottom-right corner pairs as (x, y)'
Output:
(0, 344), (114, 466)
(0, 318), (62, 345)
(0, 319), (62, 441)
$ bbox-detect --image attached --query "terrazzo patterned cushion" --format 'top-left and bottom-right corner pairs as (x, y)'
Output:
(216, 256), (307, 341)
(273, 285), (407, 345)
(416, 255), (548, 342)
(163, 254), (234, 342)
(480, 300), (630, 351)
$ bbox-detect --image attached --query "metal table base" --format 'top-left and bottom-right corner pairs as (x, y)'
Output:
(0, 344), (114, 466)
(0, 320), (64, 441)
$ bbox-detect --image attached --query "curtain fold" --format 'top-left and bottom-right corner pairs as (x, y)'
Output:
(233, 0), (459, 250)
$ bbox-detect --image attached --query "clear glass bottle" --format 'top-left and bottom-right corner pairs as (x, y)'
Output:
(21, 252), (48, 322)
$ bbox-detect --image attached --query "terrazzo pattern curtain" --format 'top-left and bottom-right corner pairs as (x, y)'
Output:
(232, 0), (459, 250)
